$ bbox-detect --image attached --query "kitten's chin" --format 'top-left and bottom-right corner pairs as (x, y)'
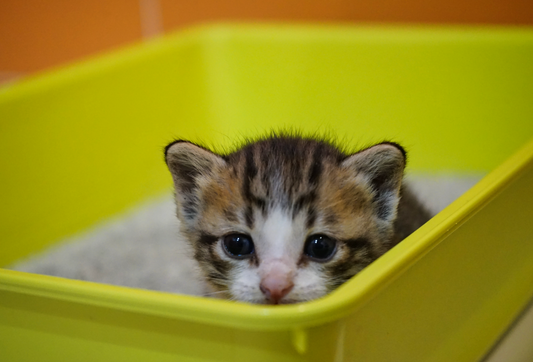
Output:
(254, 296), (315, 305)
(228, 292), (323, 305)
(217, 291), (295, 304)
(245, 297), (298, 305)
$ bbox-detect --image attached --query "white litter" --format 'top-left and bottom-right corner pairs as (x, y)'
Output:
(9, 174), (482, 296)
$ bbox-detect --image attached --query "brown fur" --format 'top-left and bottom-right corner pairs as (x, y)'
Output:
(165, 134), (432, 302)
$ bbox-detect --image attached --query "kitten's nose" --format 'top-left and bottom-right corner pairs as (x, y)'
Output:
(260, 276), (294, 304)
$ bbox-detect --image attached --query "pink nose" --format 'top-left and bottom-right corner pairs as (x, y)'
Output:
(260, 276), (294, 304)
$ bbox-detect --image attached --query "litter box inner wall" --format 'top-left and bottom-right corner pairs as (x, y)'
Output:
(1, 26), (533, 266)
(199, 26), (533, 172)
(0, 36), (214, 266)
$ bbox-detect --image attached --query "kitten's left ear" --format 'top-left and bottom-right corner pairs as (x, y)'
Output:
(341, 143), (406, 221)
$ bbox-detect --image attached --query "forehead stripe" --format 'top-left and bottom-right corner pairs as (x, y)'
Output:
(292, 191), (317, 219)
(306, 207), (317, 229)
(244, 205), (254, 228)
(242, 147), (255, 201)
(308, 143), (323, 187)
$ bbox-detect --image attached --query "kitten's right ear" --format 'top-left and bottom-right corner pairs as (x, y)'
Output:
(341, 142), (406, 222)
(165, 141), (226, 219)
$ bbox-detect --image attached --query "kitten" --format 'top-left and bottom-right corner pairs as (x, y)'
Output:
(165, 135), (431, 304)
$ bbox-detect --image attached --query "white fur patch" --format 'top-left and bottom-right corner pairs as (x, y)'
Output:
(255, 208), (303, 263)
(228, 207), (330, 303)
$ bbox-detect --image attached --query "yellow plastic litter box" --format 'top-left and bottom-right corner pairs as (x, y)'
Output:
(1, 24), (533, 362)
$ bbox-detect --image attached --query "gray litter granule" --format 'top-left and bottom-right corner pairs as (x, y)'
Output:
(8, 175), (482, 296)
(405, 174), (482, 214)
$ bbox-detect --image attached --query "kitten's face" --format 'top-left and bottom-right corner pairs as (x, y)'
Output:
(166, 137), (405, 304)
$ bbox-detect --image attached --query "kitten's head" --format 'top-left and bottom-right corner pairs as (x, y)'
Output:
(165, 135), (405, 304)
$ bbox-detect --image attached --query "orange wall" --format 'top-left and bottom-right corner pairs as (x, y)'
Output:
(1, 0), (533, 76)
(0, 1), (142, 73)
(161, 0), (533, 28)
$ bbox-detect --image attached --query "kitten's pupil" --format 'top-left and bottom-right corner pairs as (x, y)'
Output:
(304, 235), (336, 261)
(223, 234), (254, 258)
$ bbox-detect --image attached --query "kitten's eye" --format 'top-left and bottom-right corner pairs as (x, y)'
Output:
(223, 234), (255, 259)
(304, 234), (337, 261)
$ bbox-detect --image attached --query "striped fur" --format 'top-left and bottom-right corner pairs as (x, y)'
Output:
(165, 134), (431, 304)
